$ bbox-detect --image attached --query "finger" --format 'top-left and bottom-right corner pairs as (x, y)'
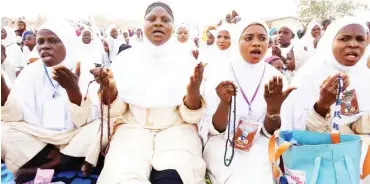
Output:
(277, 76), (283, 93)
(272, 76), (281, 94)
(323, 73), (340, 89)
(327, 80), (339, 95)
(320, 76), (330, 88)
(58, 66), (75, 77)
(54, 67), (70, 79)
(264, 84), (271, 98)
(268, 79), (275, 94)
(52, 69), (67, 84)
(75, 61), (81, 77)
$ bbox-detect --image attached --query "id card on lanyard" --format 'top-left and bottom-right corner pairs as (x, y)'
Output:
(233, 117), (262, 152)
(42, 65), (66, 130)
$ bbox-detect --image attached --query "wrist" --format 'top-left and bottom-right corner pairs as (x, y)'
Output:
(267, 105), (281, 115)
(316, 100), (331, 110)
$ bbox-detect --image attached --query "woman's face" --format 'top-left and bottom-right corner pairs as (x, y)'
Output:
(18, 22), (25, 30)
(239, 24), (268, 64)
(286, 50), (295, 71)
(1, 28), (7, 40)
(206, 32), (215, 45)
(103, 40), (109, 53)
(216, 30), (231, 50)
(82, 31), (92, 44)
(278, 27), (293, 46)
(110, 28), (118, 39)
(144, 6), (173, 46)
(332, 24), (367, 67)
(177, 27), (189, 43)
(311, 25), (321, 38)
(36, 29), (66, 67)
(271, 59), (284, 73)
(123, 32), (128, 38)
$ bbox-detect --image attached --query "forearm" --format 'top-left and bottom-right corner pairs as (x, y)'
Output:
(1, 79), (10, 106)
(212, 102), (230, 133)
(184, 90), (202, 110)
(67, 89), (82, 106)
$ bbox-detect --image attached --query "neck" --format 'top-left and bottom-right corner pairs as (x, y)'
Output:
(28, 45), (35, 51)
(279, 43), (291, 48)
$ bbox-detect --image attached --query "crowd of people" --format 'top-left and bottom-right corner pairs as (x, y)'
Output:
(1, 1), (370, 184)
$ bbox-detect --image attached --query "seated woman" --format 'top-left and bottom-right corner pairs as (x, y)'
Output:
(93, 2), (206, 184)
(281, 16), (370, 134)
(202, 19), (294, 183)
(1, 19), (103, 182)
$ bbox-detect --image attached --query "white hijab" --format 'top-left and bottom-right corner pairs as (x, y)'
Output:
(201, 19), (287, 139)
(112, 25), (197, 108)
(105, 24), (123, 62)
(8, 18), (79, 130)
(1, 26), (24, 68)
(175, 24), (198, 54)
(281, 17), (370, 130)
(78, 28), (103, 92)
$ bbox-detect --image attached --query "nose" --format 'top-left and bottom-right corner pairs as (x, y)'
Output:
(38, 41), (51, 50)
(153, 19), (163, 27)
(348, 39), (359, 48)
(252, 38), (261, 47)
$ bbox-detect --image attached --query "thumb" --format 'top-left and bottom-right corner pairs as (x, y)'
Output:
(283, 87), (297, 98)
(75, 61), (81, 77)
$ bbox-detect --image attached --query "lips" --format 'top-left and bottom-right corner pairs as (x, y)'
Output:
(40, 51), (53, 62)
(152, 29), (165, 36)
(345, 51), (360, 62)
(250, 49), (262, 58)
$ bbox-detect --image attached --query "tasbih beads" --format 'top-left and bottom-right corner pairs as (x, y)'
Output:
(224, 87), (237, 167)
(99, 68), (112, 156)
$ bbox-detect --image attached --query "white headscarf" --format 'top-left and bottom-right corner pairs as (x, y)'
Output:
(1, 26), (24, 68)
(78, 28), (103, 92)
(105, 24), (123, 62)
(112, 23), (197, 108)
(8, 18), (80, 130)
(201, 19), (287, 183)
(281, 16), (370, 130)
(175, 24), (198, 54)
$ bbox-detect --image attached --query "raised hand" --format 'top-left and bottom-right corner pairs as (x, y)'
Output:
(316, 73), (349, 110)
(192, 50), (199, 60)
(52, 62), (82, 105)
(216, 81), (237, 105)
(264, 76), (296, 114)
(187, 62), (204, 95)
(90, 67), (115, 89)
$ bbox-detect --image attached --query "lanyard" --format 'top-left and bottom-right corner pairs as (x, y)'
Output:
(43, 65), (60, 98)
(230, 63), (266, 116)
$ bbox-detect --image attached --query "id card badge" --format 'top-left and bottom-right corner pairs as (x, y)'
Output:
(341, 89), (359, 116)
(42, 97), (66, 130)
(233, 118), (262, 152)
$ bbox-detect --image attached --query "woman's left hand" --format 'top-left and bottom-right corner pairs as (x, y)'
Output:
(52, 62), (82, 105)
(187, 62), (204, 96)
(264, 76), (296, 114)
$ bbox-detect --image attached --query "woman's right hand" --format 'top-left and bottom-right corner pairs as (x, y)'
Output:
(216, 81), (237, 105)
(90, 67), (115, 89)
(316, 73), (349, 110)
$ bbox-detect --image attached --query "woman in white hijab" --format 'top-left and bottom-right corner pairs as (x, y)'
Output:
(294, 19), (322, 69)
(175, 24), (198, 59)
(105, 24), (123, 62)
(93, 2), (207, 183)
(1, 26), (24, 74)
(1, 18), (106, 181)
(78, 28), (104, 92)
(281, 16), (370, 134)
(130, 28), (144, 47)
(202, 19), (294, 184)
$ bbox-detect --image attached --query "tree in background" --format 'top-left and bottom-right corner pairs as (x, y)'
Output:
(298, 0), (368, 23)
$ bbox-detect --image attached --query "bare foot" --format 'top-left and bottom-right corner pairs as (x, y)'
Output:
(81, 162), (93, 177)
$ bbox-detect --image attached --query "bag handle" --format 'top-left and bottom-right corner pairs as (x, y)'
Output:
(310, 156), (322, 184)
(361, 145), (370, 180)
(268, 133), (292, 179)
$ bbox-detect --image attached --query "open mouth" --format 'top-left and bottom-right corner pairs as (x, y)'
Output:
(40, 52), (53, 61)
(345, 52), (359, 61)
(152, 30), (164, 36)
(250, 49), (262, 58)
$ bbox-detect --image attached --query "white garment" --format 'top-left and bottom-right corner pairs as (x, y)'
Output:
(1, 57), (16, 84)
(202, 19), (288, 184)
(8, 18), (81, 131)
(281, 16), (370, 131)
(105, 24), (123, 62)
(1, 26), (24, 68)
(112, 32), (197, 108)
(175, 24), (198, 57)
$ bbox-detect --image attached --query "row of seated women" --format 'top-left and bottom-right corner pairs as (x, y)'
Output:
(2, 2), (370, 184)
